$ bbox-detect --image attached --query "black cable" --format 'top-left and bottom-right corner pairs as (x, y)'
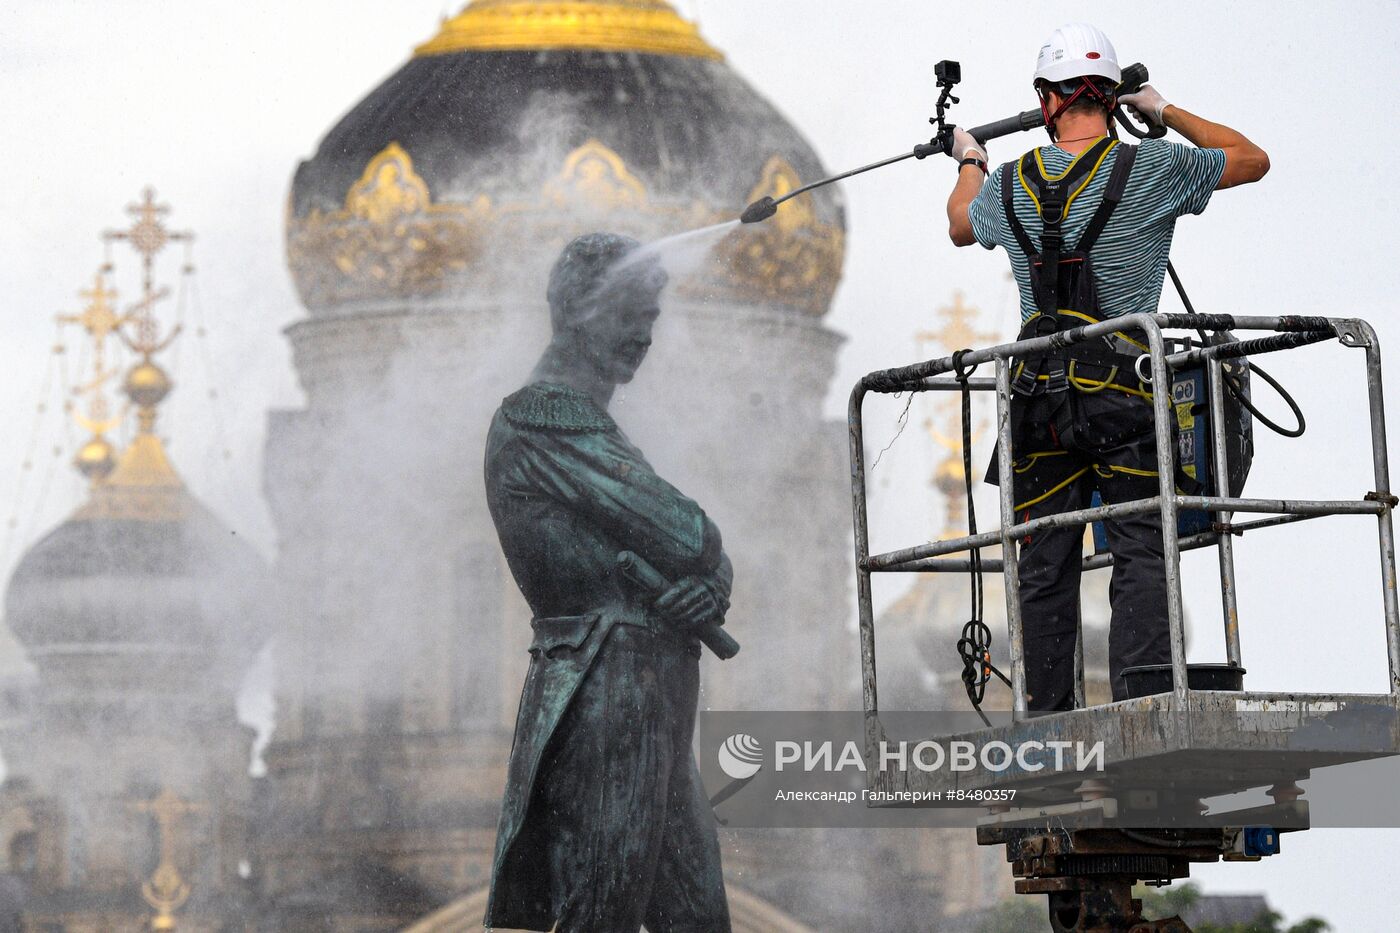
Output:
(955, 351), (983, 628)
(951, 350), (1009, 727)
(1230, 361), (1307, 439)
(1165, 260), (1309, 439)
(1166, 261), (1202, 318)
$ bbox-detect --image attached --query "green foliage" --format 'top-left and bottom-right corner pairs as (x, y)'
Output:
(1137, 882), (1330, 933)
(1138, 881), (1202, 920)
(1280, 920), (1331, 933)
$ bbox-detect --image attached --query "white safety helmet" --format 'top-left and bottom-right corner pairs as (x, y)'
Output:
(1034, 22), (1121, 86)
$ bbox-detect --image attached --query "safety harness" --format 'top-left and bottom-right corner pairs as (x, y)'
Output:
(1003, 137), (1145, 397)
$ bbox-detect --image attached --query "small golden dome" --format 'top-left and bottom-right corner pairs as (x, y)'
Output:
(124, 360), (172, 408)
(74, 436), (117, 481)
(935, 456), (966, 488)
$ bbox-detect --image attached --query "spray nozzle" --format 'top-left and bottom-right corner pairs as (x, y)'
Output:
(740, 196), (779, 225)
(734, 59), (970, 224)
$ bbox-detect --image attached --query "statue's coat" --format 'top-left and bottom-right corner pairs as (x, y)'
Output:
(483, 381), (725, 931)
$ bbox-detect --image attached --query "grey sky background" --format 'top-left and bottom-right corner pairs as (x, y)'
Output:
(2, 0), (1397, 928)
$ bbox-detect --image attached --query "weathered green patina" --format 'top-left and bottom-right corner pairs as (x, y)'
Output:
(483, 234), (733, 933)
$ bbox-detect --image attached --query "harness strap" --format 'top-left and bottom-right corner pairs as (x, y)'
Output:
(1002, 140), (1139, 396)
(1076, 143), (1138, 255)
(1019, 137), (1118, 222)
(1014, 137), (1118, 316)
(1002, 162), (1037, 259)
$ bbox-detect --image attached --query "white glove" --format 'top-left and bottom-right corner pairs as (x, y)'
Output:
(949, 127), (987, 164)
(1118, 84), (1170, 127)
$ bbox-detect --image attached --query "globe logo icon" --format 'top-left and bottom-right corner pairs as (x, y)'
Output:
(717, 733), (764, 780)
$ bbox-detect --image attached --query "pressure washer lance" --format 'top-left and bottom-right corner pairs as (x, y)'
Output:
(741, 61), (1310, 437)
(739, 62), (1156, 225)
(616, 550), (740, 660)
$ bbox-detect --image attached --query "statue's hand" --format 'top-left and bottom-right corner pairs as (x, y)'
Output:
(652, 576), (726, 631)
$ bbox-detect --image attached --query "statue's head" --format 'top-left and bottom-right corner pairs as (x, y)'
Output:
(547, 233), (668, 385)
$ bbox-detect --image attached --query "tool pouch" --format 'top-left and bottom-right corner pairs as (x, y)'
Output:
(529, 613), (601, 660)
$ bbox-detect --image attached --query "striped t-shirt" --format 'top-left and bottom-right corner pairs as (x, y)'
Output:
(968, 137), (1226, 322)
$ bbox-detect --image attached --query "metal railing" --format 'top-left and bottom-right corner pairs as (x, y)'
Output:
(848, 313), (1400, 717)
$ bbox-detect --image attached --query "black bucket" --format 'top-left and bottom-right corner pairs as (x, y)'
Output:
(1122, 662), (1246, 698)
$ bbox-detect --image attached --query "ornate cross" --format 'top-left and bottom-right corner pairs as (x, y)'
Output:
(57, 270), (127, 434)
(104, 187), (191, 357)
(915, 291), (1001, 536)
(131, 788), (204, 931)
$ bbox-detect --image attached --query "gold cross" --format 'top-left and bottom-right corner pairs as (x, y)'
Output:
(915, 290), (1000, 354)
(104, 187), (192, 355)
(131, 788), (204, 930)
(58, 271), (122, 344)
(913, 292), (1002, 536)
(105, 187), (192, 265)
(58, 270), (127, 433)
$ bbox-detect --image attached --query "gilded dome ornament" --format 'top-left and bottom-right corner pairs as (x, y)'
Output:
(543, 139), (649, 213)
(58, 270), (129, 485)
(287, 142), (490, 309)
(7, 188), (271, 669)
(414, 0), (723, 61)
(56, 188), (200, 521)
(73, 436), (118, 481)
(124, 360), (173, 409)
(286, 4), (846, 316)
(692, 157), (846, 316)
(345, 142), (434, 223)
(289, 141), (846, 316)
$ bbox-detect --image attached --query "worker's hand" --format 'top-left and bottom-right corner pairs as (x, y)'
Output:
(948, 127), (987, 164)
(1118, 85), (1171, 128)
(653, 576), (727, 631)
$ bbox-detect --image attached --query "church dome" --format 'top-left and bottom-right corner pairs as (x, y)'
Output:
(286, 0), (845, 317)
(4, 434), (269, 667)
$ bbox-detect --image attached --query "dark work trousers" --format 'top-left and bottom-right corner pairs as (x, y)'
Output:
(1006, 387), (1172, 710)
(535, 624), (731, 933)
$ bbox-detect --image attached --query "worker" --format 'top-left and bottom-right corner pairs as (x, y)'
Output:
(944, 23), (1269, 710)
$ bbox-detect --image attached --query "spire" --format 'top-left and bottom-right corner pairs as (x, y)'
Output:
(73, 189), (194, 522)
(915, 292), (1000, 538)
(58, 269), (127, 484)
(415, 1), (723, 61)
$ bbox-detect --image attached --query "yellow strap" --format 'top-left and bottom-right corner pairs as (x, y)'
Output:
(1057, 308), (1098, 326)
(1017, 140), (1119, 219)
(1093, 463), (1160, 479)
(1014, 467), (1089, 512)
(1114, 330), (1148, 352)
(1034, 310), (1149, 353)
(1107, 464), (1159, 477)
(1068, 361), (1117, 394)
(1013, 450), (1070, 474)
(1035, 138), (1113, 182)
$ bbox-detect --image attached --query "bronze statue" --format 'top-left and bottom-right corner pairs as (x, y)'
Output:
(484, 233), (733, 933)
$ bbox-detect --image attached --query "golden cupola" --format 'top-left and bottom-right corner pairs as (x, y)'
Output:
(286, 0), (846, 316)
(5, 191), (269, 681)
